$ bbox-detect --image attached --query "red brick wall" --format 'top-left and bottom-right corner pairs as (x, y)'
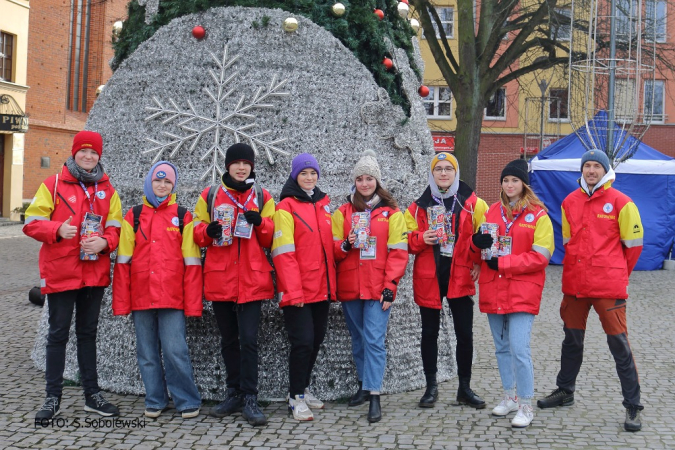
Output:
(475, 134), (525, 205)
(641, 125), (675, 159)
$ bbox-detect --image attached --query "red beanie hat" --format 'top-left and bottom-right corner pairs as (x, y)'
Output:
(72, 130), (103, 158)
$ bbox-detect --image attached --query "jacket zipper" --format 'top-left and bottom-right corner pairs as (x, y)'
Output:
(314, 203), (332, 302)
(293, 211), (313, 232)
(56, 192), (77, 215)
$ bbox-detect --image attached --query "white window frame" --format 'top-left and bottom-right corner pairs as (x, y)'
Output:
(422, 7), (454, 39)
(484, 88), (507, 120)
(615, 78), (637, 123)
(423, 86), (453, 119)
(644, 79), (665, 123)
(616, 0), (638, 42)
(646, 0), (667, 43)
(548, 88), (570, 122)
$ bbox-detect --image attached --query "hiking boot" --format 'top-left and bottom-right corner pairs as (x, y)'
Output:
(288, 394), (313, 421)
(242, 394), (267, 426)
(624, 405), (642, 432)
(144, 408), (163, 418)
(492, 394), (519, 416)
(181, 407), (200, 419)
(511, 404), (534, 428)
(419, 373), (438, 408)
(456, 378), (486, 409)
(35, 396), (60, 421)
(536, 387), (574, 409)
(84, 391), (120, 417)
(304, 388), (324, 409)
(367, 394), (382, 423)
(348, 381), (370, 407)
(210, 388), (244, 417)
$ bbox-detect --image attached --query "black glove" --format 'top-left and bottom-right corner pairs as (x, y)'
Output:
(243, 210), (263, 227)
(341, 239), (352, 253)
(206, 221), (223, 239)
(486, 257), (499, 271)
(472, 232), (494, 249)
(382, 288), (394, 303)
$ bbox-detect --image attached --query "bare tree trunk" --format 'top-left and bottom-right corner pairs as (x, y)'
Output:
(452, 86), (484, 190)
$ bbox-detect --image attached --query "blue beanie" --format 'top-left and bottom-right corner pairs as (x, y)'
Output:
(580, 149), (610, 173)
(290, 153), (320, 180)
(144, 160), (178, 208)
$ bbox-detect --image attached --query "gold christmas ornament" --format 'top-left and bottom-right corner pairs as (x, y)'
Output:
(397, 2), (410, 18)
(409, 18), (420, 33)
(282, 17), (299, 32)
(112, 20), (123, 37)
(332, 3), (346, 17)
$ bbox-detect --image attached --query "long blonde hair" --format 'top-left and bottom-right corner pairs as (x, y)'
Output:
(500, 183), (547, 220)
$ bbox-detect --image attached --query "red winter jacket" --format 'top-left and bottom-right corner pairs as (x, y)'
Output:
(404, 182), (488, 309)
(332, 200), (409, 302)
(272, 178), (336, 308)
(193, 182), (275, 303)
(112, 196), (203, 316)
(474, 202), (554, 315)
(23, 165), (122, 294)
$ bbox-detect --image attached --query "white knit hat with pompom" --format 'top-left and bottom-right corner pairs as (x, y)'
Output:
(351, 149), (382, 185)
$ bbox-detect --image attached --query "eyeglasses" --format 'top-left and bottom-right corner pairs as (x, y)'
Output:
(433, 167), (455, 174)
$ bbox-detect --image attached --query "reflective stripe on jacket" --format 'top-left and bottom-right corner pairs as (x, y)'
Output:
(193, 183), (275, 303)
(476, 202), (554, 315)
(332, 201), (408, 302)
(561, 182), (643, 299)
(23, 165), (122, 294)
(112, 195), (203, 316)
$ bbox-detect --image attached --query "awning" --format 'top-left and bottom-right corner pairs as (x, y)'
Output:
(0, 94), (29, 133)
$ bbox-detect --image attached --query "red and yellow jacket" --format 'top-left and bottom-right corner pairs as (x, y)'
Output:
(272, 179), (336, 308)
(474, 202), (554, 315)
(193, 183), (275, 303)
(332, 200), (408, 302)
(23, 165), (122, 294)
(405, 182), (488, 309)
(112, 195), (203, 316)
(561, 181), (643, 299)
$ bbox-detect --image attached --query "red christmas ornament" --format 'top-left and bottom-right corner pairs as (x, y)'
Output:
(374, 9), (385, 20)
(192, 25), (206, 40)
(383, 57), (394, 70)
(419, 85), (430, 97)
(400, 0), (409, 4)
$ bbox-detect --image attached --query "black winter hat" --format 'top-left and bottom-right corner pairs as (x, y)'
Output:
(225, 143), (255, 169)
(500, 158), (529, 185)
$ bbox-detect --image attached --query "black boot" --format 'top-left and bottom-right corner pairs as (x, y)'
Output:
(348, 381), (370, 407)
(367, 395), (381, 423)
(241, 394), (268, 426)
(419, 373), (438, 408)
(456, 377), (486, 409)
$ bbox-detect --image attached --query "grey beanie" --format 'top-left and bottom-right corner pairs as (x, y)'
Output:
(580, 149), (610, 173)
(351, 150), (382, 185)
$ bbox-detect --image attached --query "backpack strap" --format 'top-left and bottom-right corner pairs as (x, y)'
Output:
(52, 174), (59, 206)
(206, 185), (218, 220)
(254, 183), (264, 212)
(177, 205), (188, 234)
(132, 205), (144, 233)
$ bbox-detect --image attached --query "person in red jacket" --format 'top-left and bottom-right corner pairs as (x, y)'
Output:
(404, 152), (488, 409)
(113, 161), (203, 420)
(332, 150), (409, 423)
(272, 153), (336, 421)
(471, 159), (554, 428)
(537, 149), (645, 432)
(24, 130), (122, 421)
(193, 143), (274, 427)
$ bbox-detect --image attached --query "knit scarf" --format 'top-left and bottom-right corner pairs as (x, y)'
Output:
(65, 156), (104, 183)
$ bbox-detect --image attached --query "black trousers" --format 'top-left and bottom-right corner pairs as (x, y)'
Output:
(45, 287), (104, 397)
(212, 300), (262, 395)
(282, 301), (330, 397)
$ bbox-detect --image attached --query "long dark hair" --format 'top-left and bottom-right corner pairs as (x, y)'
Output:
(352, 182), (398, 211)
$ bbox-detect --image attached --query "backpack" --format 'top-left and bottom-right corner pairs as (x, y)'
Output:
(132, 204), (188, 234)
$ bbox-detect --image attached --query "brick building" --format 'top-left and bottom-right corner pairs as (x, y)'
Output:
(23, 0), (128, 199)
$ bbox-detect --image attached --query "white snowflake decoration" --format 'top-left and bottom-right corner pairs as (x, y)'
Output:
(143, 43), (290, 183)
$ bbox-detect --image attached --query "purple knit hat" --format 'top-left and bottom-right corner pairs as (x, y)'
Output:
(290, 153), (320, 180)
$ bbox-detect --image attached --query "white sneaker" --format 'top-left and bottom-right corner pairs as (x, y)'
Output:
(304, 388), (325, 409)
(511, 404), (534, 428)
(288, 395), (314, 421)
(492, 395), (519, 416)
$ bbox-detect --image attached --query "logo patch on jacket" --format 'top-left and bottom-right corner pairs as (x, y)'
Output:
(603, 203), (613, 213)
(525, 213), (535, 223)
(96, 191), (106, 200)
(171, 217), (179, 226)
(324, 205), (330, 213)
(382, 211), (389, 217)
(68, 195), (77, 203)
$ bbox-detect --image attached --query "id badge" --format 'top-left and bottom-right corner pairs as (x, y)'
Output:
(233, 213), (253, 239)
(440, 234), (455, 257)
(360, 237), (377, 260)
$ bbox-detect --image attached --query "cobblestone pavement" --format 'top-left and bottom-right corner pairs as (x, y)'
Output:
(1, 223), (674, 449)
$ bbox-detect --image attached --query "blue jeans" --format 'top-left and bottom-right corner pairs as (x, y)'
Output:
(487, 312), (535, 400)
(342, 300), (392, 392)
(132, 309), (201, 412)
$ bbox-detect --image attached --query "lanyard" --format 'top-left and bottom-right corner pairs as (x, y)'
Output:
(500, 205), (522, 235)
(222, 185), (254, 211)
(79, 181), (98, 213)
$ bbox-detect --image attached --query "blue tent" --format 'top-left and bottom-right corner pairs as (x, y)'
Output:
(530, 113), (675, 270)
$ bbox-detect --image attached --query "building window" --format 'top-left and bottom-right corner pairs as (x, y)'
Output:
(615, 78), (637, 122)
(0, 32), (14, 82)
(617, 0), (637, 42)
(485, 88), (506, 119)
(549, 88), (569, 120)
(644, 80), (665, 122)
(423, 7), (454, 39)
(646, 0), (667, 43)
(553, 8), (571, 41)
(423, 86), (452, 119)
